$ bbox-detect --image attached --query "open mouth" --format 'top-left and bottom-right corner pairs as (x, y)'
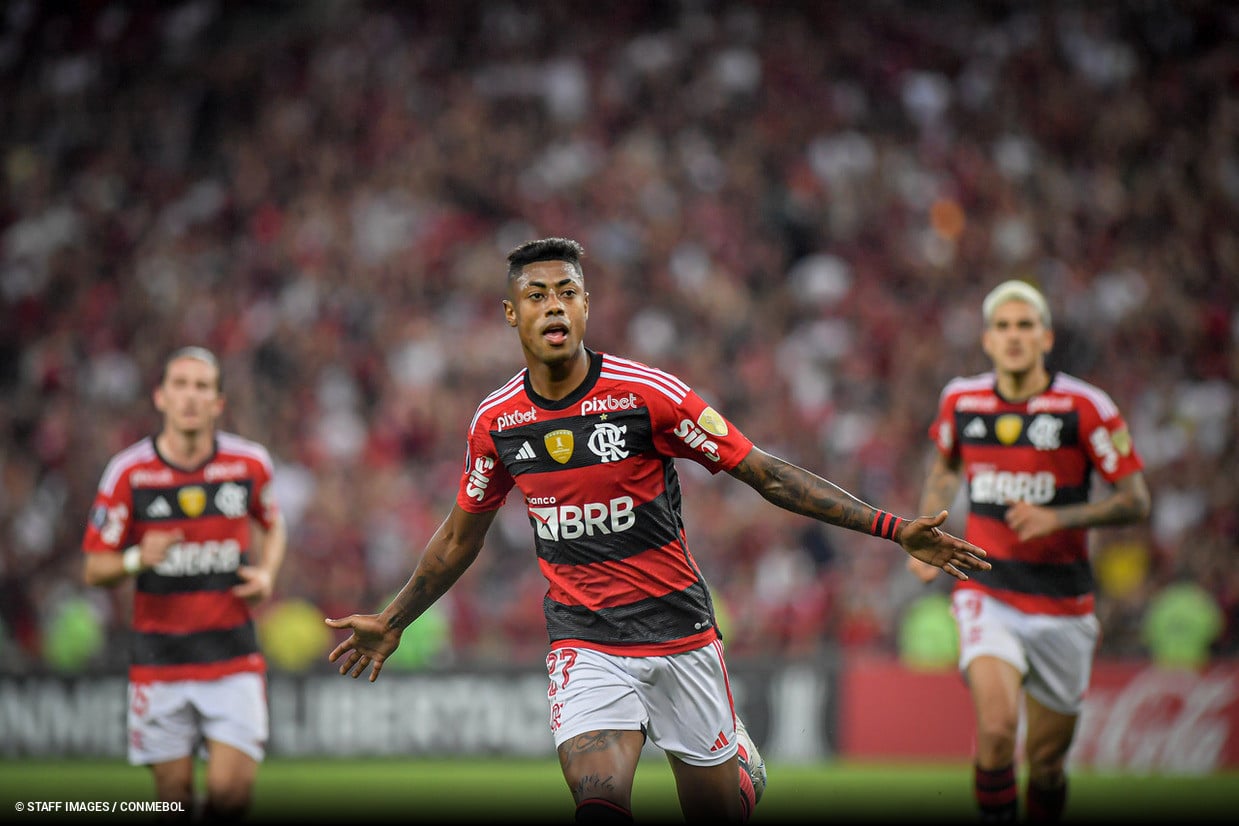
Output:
(542, 322), (569, 345)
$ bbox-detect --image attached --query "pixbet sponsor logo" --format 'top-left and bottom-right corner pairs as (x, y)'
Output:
(495, 406), (538, 431)
(204, 461), (249, 482)
(581, 393), (639, 416)
(130, 469), (173, 486)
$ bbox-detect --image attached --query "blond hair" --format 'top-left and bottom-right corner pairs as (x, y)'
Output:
(982, 280), (1051, 327)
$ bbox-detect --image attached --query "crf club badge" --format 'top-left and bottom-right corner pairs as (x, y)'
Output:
(178, 486), (207, 517)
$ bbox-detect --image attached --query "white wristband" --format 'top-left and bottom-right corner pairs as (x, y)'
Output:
(122, 546), (142, 575)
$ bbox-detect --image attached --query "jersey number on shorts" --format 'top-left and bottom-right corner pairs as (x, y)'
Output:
(546, 648), (579, 698)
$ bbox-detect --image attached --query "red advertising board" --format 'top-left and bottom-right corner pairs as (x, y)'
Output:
(839, 655), (1239, 773)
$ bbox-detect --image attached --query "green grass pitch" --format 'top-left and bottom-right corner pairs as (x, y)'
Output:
(1, 758), (1236, 823)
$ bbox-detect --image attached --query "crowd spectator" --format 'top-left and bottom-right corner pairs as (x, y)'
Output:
(1, 0), (1235, 672)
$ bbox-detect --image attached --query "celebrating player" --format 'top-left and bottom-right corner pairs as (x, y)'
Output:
(908, 280), (1151, 822)
(327, 238), (989, 823)
(82, 346), (287, 821)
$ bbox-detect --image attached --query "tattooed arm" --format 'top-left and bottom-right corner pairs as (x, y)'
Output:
(326, 504), (498, 681)
(730, 446), (989, 580)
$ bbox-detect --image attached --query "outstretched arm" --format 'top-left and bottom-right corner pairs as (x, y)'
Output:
(326, 504), (498, 682)
(729, 446), (989, 580)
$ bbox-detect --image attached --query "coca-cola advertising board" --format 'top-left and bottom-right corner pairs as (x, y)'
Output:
(840, 655), (1239, 773)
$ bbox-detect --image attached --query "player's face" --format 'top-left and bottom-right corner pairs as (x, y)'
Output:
(504, 260), (589, 367)
(153, 356), (224, 435)
(981, 299), (1052, 376)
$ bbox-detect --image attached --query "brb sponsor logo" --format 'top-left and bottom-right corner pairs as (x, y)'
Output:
(581, 393), (639, 416)
(529, 495), (636, 541)
(495, 406), (538, 432)
(154, 539), (241, 576)
(970, 469), (1056, 505)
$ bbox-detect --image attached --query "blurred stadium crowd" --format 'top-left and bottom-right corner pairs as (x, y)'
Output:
(1, 0), (1236, 673)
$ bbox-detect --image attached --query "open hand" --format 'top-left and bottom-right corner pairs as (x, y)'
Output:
(900, 510), (991, 581)
(232, 566), (274, 603)
(1004, 500), (1059, 542)
(324, 613), (403, 682)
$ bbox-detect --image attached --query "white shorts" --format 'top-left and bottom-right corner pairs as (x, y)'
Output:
(952, 590), (1100, 715)
(546, 641), (739, 766)
(128, 672), (268, 766)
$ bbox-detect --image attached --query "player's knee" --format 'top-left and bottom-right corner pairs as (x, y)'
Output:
(202, 789), (250, 823)
(575, 798), (634, 823)
(975, 712), (1019, 756)
(203, 778), (252, 822)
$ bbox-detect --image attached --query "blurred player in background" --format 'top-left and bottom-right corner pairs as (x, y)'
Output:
(82, 346), (287, 821)
(908, 280), (1151, 823)
(326, 237), (990, 824)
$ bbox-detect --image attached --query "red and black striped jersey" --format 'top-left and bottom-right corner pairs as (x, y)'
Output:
(456, 350), (754, 657)
(929, 371), (1144, 616)
(82, 432), (280, 683)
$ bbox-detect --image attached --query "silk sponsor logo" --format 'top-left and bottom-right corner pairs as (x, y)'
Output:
(937, 420), (954, 451)
(970, 469), (1056, 505)
(580, 393), (639, 415)
(495, 406), (538, 431)
(465, 456), (496, 502)
(153, 539), (241, 576)
(204, 461), (249, 482)
(528, 496), (636, 541)
(99, 504), (129, 546)
(673, 418), (720, 462)
(1090, 426), (1120, 474)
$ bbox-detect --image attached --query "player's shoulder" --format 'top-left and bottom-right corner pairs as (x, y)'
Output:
(468, 368), (529, 431)
(216, 431), (276, 468)
(939, 371), (994, 401)
(596, 351), (692, 404)
(97, 436), (159, 494)
(1046, 372), (1122, 418)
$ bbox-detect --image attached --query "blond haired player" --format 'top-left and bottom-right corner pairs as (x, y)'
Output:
(909, 281), (1150, 822)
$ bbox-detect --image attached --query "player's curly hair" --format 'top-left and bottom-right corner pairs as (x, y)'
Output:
(506, 237), (585, 281)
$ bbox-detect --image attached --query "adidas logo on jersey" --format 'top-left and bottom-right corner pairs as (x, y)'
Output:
(515, 441), (536, 461)
(964, 418), (988, 439)
(146, 496), (172, 517)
